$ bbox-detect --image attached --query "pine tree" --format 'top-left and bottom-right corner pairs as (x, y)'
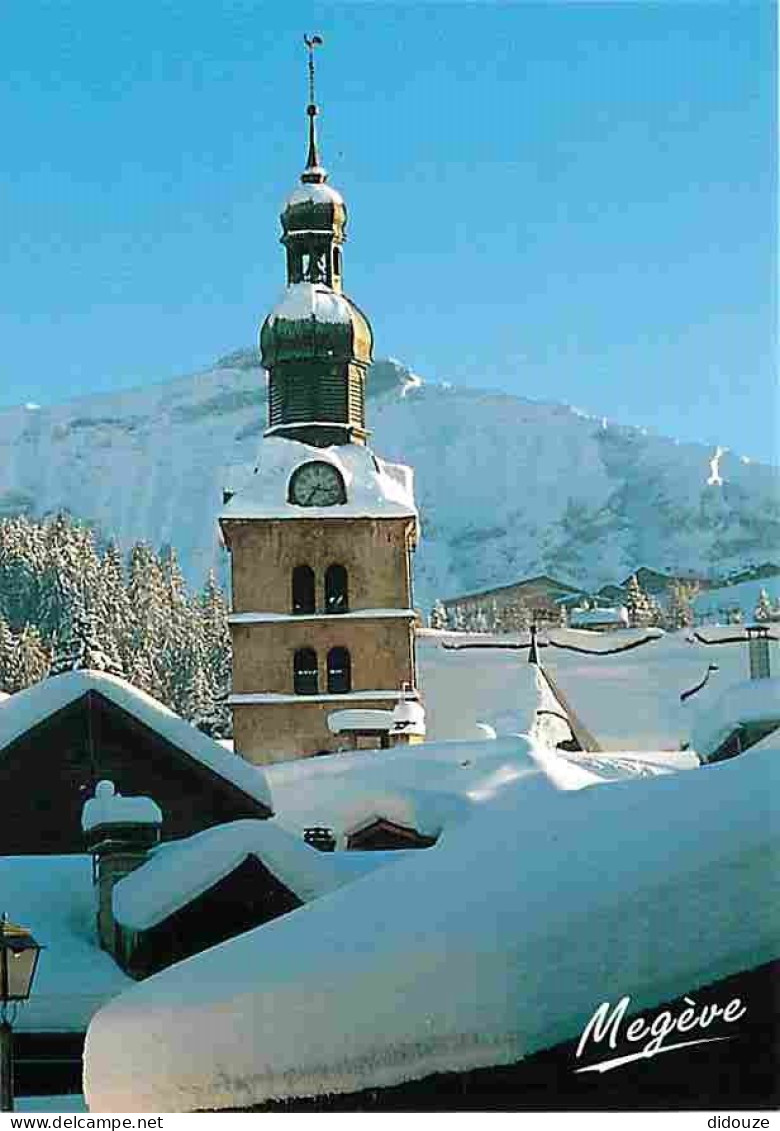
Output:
(8, 625), (50, 691)
(97, 542), (131, 673)
(665, 582), (695, 630)
(196, 570), (231, 705)
(0, 615), (17, 692)
(625, 574), (655, 627)
(754, 588), (773, 623)
(429, 599), (448, 630)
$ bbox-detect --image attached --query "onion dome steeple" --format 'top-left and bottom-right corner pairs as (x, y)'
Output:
(260, 36), (373, 448)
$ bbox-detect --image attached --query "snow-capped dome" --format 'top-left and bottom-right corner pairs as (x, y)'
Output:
(281, 181), (347, 240)
(260, 283), (373, 367)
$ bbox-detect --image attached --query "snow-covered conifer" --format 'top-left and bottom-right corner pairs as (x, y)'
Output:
(625, 574), (656, 627)
(8, 624), (50, 690)
(754, 588), (773, 623)
(665, 582), (695, 630)
(429, 599), (448, 630)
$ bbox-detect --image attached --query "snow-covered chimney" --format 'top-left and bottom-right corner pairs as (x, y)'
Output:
(82, 781), (162, 954)
(390, 683), (426, 745)
(746, 625), (771, 680)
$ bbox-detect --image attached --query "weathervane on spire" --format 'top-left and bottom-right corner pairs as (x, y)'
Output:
(302, 35), (325, 178)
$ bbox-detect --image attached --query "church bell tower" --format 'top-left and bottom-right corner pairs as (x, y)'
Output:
(260, 36), (372, 449)
(220, 38), (421, 766)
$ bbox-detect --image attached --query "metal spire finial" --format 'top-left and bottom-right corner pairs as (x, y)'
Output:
(302, 34), (325, 180)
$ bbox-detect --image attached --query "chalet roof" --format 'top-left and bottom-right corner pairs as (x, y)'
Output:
(113, 819), (390, 932)
(261, 733), (623, 847)
(690, 677), (780, 761)
(441, 573), (584, 607)
(0, 855), (130, 1033)
(83, 744), (779, 1112)
(569, 606), (629, 628)
(0, 671), (272, 812)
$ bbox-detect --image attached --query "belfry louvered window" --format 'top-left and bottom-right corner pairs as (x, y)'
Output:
(293, 648), (318, 695)
(292, 565), (316, 614)
(325, 564), (349, 614)
(327, 647), (351, 694)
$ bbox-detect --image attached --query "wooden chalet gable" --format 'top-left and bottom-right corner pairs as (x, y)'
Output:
(0, 675), (272, 855)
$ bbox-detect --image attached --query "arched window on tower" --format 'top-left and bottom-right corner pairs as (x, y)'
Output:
(333, 246), (341, 280)
(292, 565), (316, 614)
(325, 564), (349, 614)
(293, 648), (319, 695)
(327, 647), (351, 694)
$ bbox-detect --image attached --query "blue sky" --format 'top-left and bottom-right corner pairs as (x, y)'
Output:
(0, 1), (775, 462)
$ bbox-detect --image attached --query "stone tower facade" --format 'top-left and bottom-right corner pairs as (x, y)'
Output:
(220, 43), (420, 766)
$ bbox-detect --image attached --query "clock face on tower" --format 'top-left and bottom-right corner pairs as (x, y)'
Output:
(289, 461), (346, 507)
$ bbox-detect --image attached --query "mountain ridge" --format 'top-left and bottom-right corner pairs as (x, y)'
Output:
(0, 355), (776, 609)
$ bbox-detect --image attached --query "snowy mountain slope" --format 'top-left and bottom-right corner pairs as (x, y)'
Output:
(0, 352), (776, 609)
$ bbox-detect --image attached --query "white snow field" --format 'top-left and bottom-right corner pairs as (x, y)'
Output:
(0, 856), (132, 1033)
(83, 744), (779, 1112)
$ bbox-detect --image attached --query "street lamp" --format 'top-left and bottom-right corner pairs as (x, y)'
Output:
(0, 914), (43, 1112)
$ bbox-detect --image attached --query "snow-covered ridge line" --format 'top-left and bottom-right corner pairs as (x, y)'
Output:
(0, 355), (775, 606)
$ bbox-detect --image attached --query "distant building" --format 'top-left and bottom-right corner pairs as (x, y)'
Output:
(569, 606), (629, 632)
(442, 574), (584, 627)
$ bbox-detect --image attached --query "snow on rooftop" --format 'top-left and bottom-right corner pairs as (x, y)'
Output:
(284, 183), (344, 209)
(569, 606), (629, 628)
(81, 780), (162, 833)
(83, 746), (779, 1112)
(0, 671), (272, 811)
(327, 708), (394, 734)
(690, 677), (780, 760)
(0, 856), (131, 1033)
(112, 819), (389, 932)
(266, 282), (352, 326)
(220, 437), (417, 523)
(263, 733), (622, 845)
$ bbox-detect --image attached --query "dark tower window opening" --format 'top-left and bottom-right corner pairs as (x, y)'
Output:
(292, 565), (316, 614)
(294, 648), (319, 695)
(325, 563), (349, 613)
(327, 647), (351, 694)
(333, 246), (341, 278)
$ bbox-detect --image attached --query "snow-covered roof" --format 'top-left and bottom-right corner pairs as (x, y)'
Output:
(693, 576), (780, 622)
(112, 819), (391, 932)
(690, 677), (780, 760)
(569, 606), (629, 627)
(83, 746), (779, 1112)
(0, 855), (131, 1033)
(265, 282), (352, 326)
(0, 671), (272, 811)
(264, 734), (614, 844)
(284, 183), (344, 210)
(81, 780), (163, 833)
(220, 437), (417, 524)
(327, 708), (395, 734)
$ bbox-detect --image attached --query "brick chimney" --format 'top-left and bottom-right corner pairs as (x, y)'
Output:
(82, 781), (162, 957)
(746, 624), (771, 680)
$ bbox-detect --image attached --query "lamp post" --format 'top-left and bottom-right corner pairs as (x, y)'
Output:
(0, 914), (42, 1112)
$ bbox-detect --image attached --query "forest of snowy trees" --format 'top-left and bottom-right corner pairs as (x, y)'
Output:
(0, 514), (231, 737)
